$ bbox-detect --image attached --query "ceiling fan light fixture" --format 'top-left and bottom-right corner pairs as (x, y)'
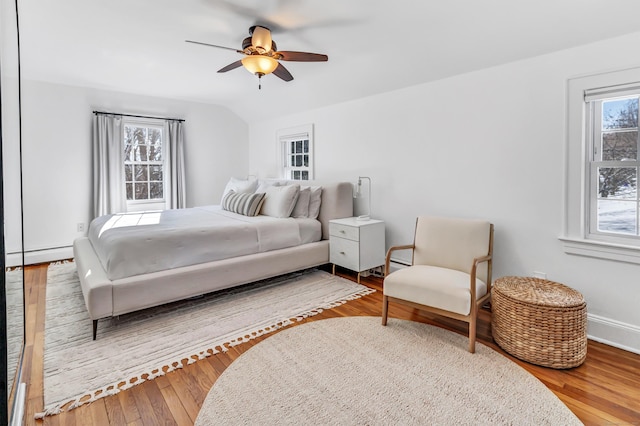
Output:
(241, 55), (278, 75)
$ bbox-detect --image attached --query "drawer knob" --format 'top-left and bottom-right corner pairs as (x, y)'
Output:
(340, 251), (345, 255)
(340, 230), (346, 234)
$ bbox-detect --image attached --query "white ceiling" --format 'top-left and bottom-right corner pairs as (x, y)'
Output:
(18, 0), (640, 121)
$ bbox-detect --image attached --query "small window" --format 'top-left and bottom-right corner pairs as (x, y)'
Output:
(564, 68), (640, 264)
(278, 124), (314, 180)
(587, 94), (640, 240)
(123, 119), (166, 211)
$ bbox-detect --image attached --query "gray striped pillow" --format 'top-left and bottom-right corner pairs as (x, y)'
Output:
(222, 191), (265, 216)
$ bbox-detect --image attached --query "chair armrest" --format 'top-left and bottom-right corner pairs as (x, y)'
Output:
(385, 245), (415, 277)
(470, 254), (492, 300)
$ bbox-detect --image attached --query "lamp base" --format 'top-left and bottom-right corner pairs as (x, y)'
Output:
(356, 215), (370, 221)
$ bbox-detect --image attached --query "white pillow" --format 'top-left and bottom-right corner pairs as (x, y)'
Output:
(255, 179), (281, 193)
(261, 184), (300, 218)
(291, 186), (311, 218)
(305, 186), (323, 219)
(221, 177), (258, 203)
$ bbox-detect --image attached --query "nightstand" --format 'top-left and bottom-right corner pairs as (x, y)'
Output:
(329, 217), (385, 283)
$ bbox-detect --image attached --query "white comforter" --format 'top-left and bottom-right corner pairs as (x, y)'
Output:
(88, 206), (321, 280)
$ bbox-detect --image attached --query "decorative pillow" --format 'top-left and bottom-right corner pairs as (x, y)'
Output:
(291, 186), (311, 218)
(221, 177), (258, 203)
(305, 186), (323, 219)
(261, 184), (300, 218)
(222, 191), (265, 217)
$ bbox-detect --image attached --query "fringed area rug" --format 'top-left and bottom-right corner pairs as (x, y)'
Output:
(196, 317), (582, 426)
(38, 262), (374, 417)
(6, 267), (24, 397)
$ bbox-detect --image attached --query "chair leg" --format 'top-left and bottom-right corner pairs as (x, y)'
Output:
(93, 319), (98, 341)
(468, 311), (476, 354)
(381, 295), (389, 326)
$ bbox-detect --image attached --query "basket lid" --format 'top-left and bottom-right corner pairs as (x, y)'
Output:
(494, 276), (585, 308)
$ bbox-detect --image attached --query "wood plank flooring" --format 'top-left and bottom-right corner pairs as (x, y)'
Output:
(20, 263), (640, 425)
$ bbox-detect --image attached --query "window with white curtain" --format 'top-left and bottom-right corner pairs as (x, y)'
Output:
(123, 118), (168, 212)
(278, 124), (314, 180)
(563, 68), (640, 263)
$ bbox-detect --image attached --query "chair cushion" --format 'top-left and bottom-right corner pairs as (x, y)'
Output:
(383, 265), (487, 316)
(413, 216), (491, 284)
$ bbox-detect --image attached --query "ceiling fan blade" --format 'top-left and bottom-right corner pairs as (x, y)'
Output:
(218, 60), (244, 73)
(185, 40), (243, 53)
(251, 26), (272, 52)
(276, 51), (328, 62)
(273, 63), (294, 82)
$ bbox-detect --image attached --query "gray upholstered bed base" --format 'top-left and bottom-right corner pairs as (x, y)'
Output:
(73, 181), (354, 339)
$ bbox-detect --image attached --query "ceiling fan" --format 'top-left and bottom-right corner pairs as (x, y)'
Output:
(186, 25), (328, 89)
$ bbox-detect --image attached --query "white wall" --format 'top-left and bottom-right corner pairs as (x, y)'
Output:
(249, 32), (640, 353)
(19, 80), (248, 263)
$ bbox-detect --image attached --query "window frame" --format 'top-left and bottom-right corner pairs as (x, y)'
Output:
(562, 67), (640, 264)
(123, 117), (168, 212)
(277, 124), (314, 181)
(586, 97), (640, 241)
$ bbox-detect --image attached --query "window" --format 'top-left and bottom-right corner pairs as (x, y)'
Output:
(563, 68), (640, 263)
(587, 95), (639, 238)
(278, 124), (314, 180)
(123, 119), (166, 211)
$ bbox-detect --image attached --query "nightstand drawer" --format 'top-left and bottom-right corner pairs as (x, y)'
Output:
(330, 237), (359, 271)
(329, 222), (360, 241)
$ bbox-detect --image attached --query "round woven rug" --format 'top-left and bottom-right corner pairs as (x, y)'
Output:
(196, 316), (581, 425)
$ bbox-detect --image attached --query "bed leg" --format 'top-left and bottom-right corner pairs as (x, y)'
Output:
(92, 319), (98, 341)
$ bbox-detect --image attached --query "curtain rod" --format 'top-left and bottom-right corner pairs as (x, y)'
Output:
(93, 110), (185, 122)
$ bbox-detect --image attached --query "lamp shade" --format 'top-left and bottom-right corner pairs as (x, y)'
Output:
(242, 55), (278, 75)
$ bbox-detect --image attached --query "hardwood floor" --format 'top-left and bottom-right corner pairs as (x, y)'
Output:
(21, 263), (640, 425)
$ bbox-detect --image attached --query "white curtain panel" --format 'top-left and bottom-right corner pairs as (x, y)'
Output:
(92, 114), (126, 218)
(165, 120), (186, 209)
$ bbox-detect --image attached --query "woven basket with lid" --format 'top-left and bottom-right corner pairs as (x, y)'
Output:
(491, 276), (587, 369)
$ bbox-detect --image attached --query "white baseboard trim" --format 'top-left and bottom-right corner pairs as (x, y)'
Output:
(23, 246), (73, 265)
(587, 314), (640, 355)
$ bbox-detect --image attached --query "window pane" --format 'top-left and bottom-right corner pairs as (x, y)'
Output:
(135, 165), (148, 181)
(149, 128), (162, 145)
(290, 155), (295, 166)
(602, 131), (637, 160)
(296, 140), (302, 153)
(302, 171), (309, 180)
(125, 164), (132, 181)
(597, 200), (637, 234)
(134, 144), (148, 161)
(126, 183), (133, 200)
(149, 144), (162, 161)
(303, 155), (309, 167)
(135, 183), (148, 200)
(290, 141), (295, 152)
(124, 143), (133, 161)
(303, 139), (309, 153)
(149, 165), (163, 181)
(598, 167), (636, 199)
(603, 98), (638, 130)
(124, 126), (133, 144)
(149, 182), (163, 199)
(133, 127), (146, 145)
(293, 170), (300, 180)
(295, 155), (302, 167)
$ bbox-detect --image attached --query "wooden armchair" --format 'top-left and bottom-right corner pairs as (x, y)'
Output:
(381, 216), (494, 353)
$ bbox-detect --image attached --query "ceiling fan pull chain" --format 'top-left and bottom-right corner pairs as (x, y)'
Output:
(258, 74), (262, 90)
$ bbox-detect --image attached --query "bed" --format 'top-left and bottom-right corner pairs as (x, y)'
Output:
(73, 181), (353, 339)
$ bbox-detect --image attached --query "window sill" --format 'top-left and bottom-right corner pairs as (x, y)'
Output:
(560, 237), (640, 265)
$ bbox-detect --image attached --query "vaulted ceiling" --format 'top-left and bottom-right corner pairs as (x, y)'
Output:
(18, 0), (640, 120)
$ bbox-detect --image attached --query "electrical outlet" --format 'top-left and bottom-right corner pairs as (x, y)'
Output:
(532, 271), (547, 279)
(77, 223), (85, 232)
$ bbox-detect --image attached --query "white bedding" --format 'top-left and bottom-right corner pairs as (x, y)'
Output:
(88, 205), (322, 280)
